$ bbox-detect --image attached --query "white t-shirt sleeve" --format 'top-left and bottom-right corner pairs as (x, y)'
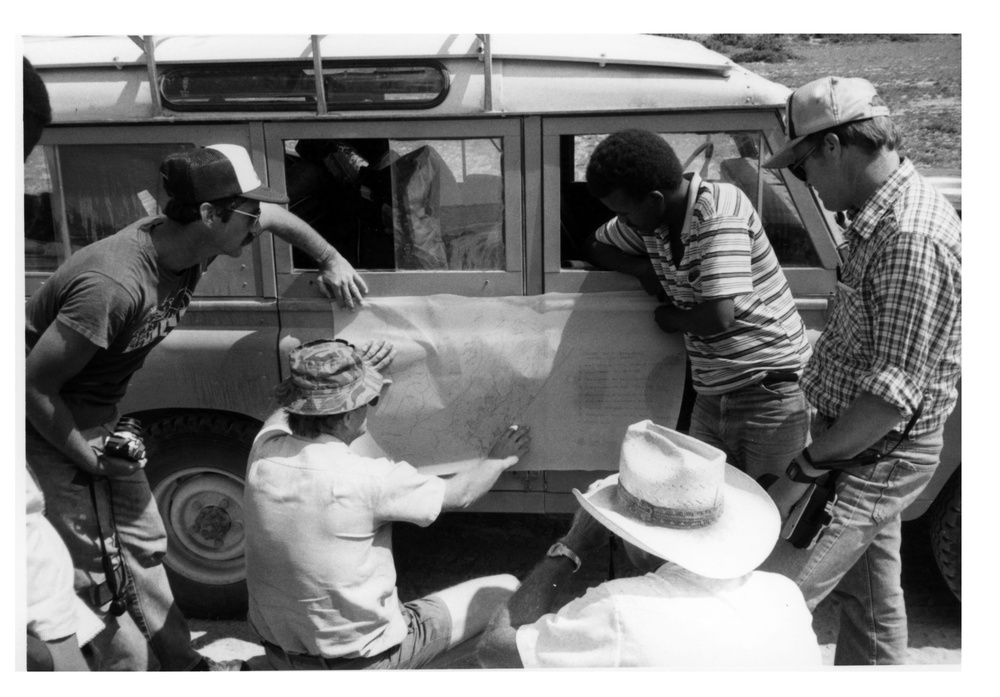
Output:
(374, 461), (446, 526)
(514, 584), (623, 669)
(25, 480), (105, 646)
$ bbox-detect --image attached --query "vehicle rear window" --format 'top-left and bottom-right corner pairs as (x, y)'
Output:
(286, 137), (506, 272)
(160, 63), (448, 112)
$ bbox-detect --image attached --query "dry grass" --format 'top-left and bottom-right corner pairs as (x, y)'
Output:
(735, 35), (961, 173)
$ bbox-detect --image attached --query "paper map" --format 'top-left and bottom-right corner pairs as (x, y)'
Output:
(333, 292), (686, 474)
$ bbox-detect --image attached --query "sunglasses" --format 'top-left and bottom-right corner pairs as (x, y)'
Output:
(788, 143), (818, 182)
(230, 206), (262, 228)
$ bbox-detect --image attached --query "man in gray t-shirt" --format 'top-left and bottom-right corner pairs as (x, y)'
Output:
(25, 144), (364, 671)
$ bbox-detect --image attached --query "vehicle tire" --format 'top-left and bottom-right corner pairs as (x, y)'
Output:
(143, 414), (259, 619)
(929, 468), (961, 602)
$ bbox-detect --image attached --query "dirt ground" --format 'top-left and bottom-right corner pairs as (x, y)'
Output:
(189, 514), (960, 669)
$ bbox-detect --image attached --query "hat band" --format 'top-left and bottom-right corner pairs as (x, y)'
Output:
(618, 482), (723, 529)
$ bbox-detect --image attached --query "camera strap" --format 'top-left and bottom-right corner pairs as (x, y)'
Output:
(86, 475), (129, 616)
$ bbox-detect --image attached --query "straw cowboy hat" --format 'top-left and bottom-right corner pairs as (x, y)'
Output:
(574, 420), (780, 579)
(276, 339), (385, 415)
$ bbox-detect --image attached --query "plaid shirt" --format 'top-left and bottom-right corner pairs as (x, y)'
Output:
(802, 159), (961, 437)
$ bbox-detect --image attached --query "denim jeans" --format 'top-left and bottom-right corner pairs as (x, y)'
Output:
(689, 379), (810, 481)
(760, 417), (944, 665)
(26, 421), (201, 670)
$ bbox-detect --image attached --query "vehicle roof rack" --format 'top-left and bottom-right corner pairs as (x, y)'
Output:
(129, 34), (490, 116)
(129, 35), (164, 117)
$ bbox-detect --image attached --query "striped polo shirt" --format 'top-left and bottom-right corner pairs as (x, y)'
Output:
(595, 173), (811, 395)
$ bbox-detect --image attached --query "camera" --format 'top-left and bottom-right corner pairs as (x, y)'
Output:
(103, 417), (146, 462)
(780, 481), (837, 550)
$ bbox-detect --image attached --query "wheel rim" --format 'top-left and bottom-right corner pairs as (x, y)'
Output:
(152, 467), (246, 586)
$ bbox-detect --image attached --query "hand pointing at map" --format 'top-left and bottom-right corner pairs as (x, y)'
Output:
(487, 424), (532, 468)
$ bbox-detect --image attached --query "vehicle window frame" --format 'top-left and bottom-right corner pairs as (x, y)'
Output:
(158, 60), (451, 113)
(23, 124), (275, 299)
(540, 110), (841, 297)
(264, 119), (524, 298)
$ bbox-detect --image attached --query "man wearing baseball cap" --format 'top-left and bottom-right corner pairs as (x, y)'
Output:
(244, 339), (531, 670)
(25, 144), (364, 670)
(761, 77), (961, 665)
(477, 420), (820, 668)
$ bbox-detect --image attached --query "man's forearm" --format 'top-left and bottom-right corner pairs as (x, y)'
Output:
(259, 203), (337, 263)
(506, 555), (576, 627)
(586, 236), (649, 277)
(654, 297), (734, 336)
(478, 554), (576, 668)
(26, 387), (98, 471)
(440, 459), (509, 510)
(807, 391), (906, 462)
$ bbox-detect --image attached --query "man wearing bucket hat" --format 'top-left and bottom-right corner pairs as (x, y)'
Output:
(477, 420), (820, 669)
(761, 77), (961, 665)
(25, 143), (363, 670)
(244, 339), (531, 670)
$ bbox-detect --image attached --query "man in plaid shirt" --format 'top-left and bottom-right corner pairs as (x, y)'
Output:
(762, 77), (961, 665)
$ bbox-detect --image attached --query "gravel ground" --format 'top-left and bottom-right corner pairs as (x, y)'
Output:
(188, 514), (960, 669)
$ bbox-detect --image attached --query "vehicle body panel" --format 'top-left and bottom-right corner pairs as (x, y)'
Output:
(22, 35), (958, 535)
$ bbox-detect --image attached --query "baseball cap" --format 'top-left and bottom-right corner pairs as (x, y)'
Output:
(160, 143), (289, 204)
(763, 77), (891, 169)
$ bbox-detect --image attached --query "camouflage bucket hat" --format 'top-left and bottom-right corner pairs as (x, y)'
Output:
(277, 339), (384, 415)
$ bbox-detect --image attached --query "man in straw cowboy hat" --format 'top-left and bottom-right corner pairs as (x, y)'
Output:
(244, 338), (531, 670)
(477, 420), (820, 668)
(761, 76), (960, 665)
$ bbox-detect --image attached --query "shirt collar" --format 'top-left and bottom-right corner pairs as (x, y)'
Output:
(654, 171), (701, 241)
(845, 157), (915, 241)
(654, 560), (750, 588)
(292, 431), (349, 447)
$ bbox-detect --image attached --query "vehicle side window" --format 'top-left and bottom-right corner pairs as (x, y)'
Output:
(285, 137), (505, 271)
(24, 143), (195, 272)
(560, 132), (820, 268)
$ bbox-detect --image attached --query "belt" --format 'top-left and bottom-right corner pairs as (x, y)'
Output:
(261, 639), (368, 670)
(759, 371), (799, 387)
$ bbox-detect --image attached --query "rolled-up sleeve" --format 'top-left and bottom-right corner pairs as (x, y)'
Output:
(859, 234), (961, 417)
(374, 461), (446, 527)
(594, 217), (646, 255)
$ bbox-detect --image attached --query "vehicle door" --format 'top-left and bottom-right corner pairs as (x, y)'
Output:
(537, 110), (842, 509)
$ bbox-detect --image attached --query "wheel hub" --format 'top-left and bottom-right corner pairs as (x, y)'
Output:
(191, 502), (234, 547)
(152, 469), (247, 585)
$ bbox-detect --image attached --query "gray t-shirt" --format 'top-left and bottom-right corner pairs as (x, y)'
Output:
(25, 216), (203, 428)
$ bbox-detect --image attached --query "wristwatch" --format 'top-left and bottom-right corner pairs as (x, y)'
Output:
(786, 458), (820, 484)
(546, 542), (582, 572)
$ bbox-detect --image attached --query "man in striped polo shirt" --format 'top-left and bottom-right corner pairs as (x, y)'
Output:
(584, 128), (812, 485)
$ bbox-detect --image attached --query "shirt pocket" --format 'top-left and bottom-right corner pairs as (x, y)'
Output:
(827, 281), (864, 352)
